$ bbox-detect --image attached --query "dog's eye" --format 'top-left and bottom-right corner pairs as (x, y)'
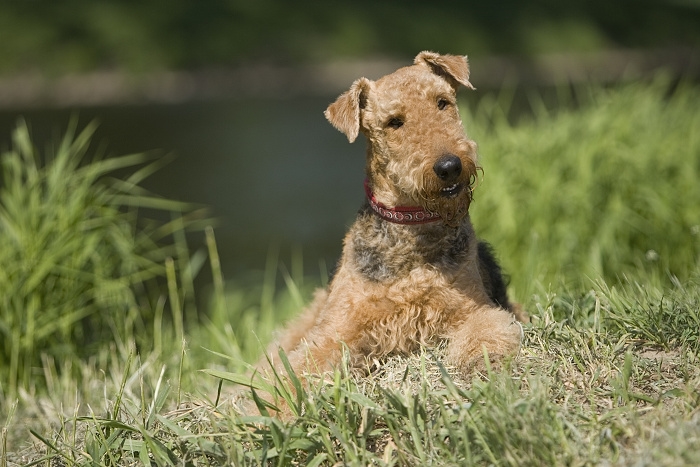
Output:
(387, 117), (404, 129)
(437, 98), (450, 110)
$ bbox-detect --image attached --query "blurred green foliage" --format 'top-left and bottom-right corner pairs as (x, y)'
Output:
(0, 119), (210, 397)
(0, 0), (699, 75)
(468, 77), (700, 297)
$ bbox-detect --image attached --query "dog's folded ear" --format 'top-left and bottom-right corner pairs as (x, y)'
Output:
(414, 51), (475, 91)
(325, 77), (372, 143)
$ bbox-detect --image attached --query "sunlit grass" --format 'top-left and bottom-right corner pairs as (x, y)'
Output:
(2, 77), (700, 465)
(0, 118), (210, 398)
(8, 278), (700, 465)
(467, 75), (700, 299)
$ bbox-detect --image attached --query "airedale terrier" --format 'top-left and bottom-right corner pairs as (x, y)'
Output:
(266, 51), (527, 380)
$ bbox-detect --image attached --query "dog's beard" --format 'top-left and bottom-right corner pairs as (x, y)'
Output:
(422, 160), (478, 228)
(425, 188), (472, 227)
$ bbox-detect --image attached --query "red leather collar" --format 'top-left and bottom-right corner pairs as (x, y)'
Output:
(364, 179), (441, 225)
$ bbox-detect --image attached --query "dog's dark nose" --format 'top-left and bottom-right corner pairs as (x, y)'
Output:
(433, 154), (462, 182)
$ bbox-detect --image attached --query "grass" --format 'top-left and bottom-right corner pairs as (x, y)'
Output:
(2, 75), (700, 466)
(0, 119), (211, 401)
(467, 75), (700, 297)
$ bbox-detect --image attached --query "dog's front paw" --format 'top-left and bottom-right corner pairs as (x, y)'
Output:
(446, 309), (523, 375)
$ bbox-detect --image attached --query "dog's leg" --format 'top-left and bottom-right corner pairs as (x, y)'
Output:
(477, 241), (529, 323)
(444, 304), (523, 372)
(248, 290), (334, 417)
(275, 289), (328, 352)
(477, 241), (509, 308)
(258, 288), (329, 371)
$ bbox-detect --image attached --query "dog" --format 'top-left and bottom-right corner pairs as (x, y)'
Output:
(263, 51), (527, 386)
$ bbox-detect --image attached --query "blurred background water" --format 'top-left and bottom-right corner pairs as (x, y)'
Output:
(0, 96), (364, 280)
(0, 0), (698, 283)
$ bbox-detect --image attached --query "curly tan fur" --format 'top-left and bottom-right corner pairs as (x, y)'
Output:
(261, 51), (527, 390)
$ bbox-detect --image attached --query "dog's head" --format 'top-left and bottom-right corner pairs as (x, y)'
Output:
(325, 51), (479, 227)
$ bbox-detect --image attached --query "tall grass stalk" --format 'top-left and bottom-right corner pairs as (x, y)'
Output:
(0, 119), (208, 398)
